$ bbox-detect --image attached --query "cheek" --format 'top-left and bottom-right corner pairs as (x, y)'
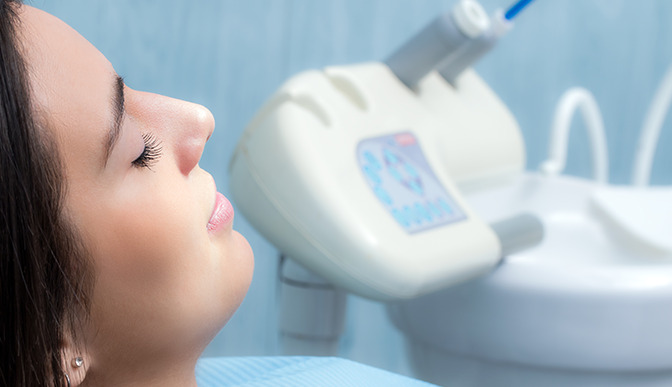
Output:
(83, 188), (217, 344)
(96, 191), (204, 286)
(73, 171), (254, 351)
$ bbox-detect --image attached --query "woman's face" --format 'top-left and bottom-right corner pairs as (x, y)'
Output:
(20, 5), (253, 370)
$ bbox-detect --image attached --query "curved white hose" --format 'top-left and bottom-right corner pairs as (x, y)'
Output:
(632, 64), (672, 186)
(540, 87), (609, 184)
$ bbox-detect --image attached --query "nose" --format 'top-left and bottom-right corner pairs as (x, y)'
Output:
(128, 90), (215, 176)
(171, 102), (215, 176)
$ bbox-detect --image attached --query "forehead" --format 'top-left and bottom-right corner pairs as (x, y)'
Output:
(18, 5), (116, 177)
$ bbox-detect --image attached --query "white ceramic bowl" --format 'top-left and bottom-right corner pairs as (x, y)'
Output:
(389, 173), (672, 386)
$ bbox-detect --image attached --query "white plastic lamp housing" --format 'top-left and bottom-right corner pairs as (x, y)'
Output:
(229, 63), (519, 300)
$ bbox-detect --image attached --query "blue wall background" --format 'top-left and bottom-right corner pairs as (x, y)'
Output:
(34, 0), (672, 376)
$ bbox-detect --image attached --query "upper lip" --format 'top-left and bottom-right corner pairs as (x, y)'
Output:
(207, 174), (217, 226)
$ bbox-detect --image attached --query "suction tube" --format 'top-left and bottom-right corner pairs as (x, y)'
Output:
(385, 0), (490, 89)
(632, 63), (672, 186)
(438, 10), (510, 85)
(540, 87), (609, 184)
(438, 0), (536, 85)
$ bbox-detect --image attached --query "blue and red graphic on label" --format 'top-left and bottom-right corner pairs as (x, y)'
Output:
(357, 131), (466, 234)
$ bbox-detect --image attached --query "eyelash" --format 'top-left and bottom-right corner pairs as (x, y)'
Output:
(132, 133), (163, 169)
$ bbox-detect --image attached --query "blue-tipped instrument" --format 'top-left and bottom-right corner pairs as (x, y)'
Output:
(505, 0), (536, 21)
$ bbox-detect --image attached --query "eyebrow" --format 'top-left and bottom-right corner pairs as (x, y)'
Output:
(103, 75), (125, 166)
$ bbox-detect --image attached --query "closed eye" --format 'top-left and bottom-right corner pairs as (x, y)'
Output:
(132, 133), (162, 170)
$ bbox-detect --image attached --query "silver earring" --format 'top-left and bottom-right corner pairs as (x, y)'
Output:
(71, 356), (84, 368)
(64, 372), (71, 387)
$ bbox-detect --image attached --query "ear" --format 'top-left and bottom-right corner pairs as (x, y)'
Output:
(60, 334), (90, 386)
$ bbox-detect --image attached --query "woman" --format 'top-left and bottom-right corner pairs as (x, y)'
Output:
(1, 1), (440, 385)
(0, 1), (254, 385)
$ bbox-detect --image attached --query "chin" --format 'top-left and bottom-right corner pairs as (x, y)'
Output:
(229, 230), (255, 301)
(234, 229), (254, 259)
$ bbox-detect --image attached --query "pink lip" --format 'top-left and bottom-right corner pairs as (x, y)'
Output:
(207, 192), (234, 232)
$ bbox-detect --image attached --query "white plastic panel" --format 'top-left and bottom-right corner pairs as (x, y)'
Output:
(229, 62), (518, 300)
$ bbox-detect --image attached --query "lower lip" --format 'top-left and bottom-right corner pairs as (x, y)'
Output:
(207, 192), (234, 232)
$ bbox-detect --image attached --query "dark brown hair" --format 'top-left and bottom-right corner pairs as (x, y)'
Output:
(0, 1), (92, 386)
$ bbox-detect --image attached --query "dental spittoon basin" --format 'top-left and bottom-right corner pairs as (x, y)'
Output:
(389, 172), (672, 387)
